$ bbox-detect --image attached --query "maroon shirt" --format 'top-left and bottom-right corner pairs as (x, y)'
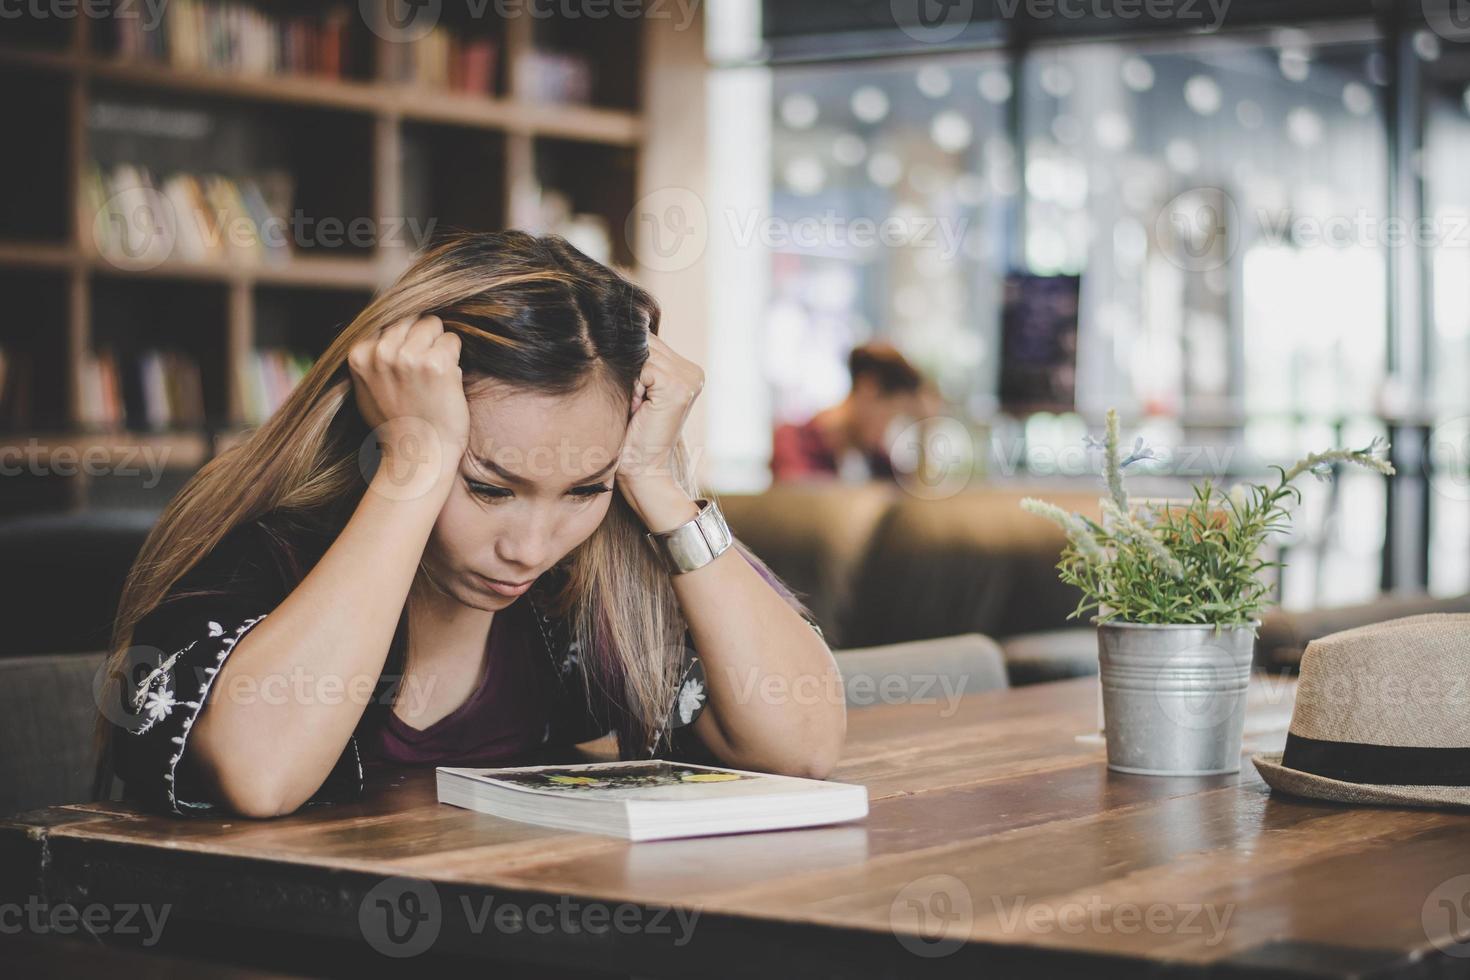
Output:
(356, 598), (558, 768)
(771, 417), (895, 481)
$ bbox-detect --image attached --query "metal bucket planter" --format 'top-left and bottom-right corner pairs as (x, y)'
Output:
(1096, 621), (1258, 776)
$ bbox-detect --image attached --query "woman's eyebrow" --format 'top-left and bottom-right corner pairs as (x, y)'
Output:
(469, 453), (618, 486)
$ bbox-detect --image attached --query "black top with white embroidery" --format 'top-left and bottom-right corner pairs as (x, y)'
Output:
(108, 510), (784, 817)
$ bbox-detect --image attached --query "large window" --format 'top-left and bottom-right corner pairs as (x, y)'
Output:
(767, 56), (1013, 422)
(1021, 29), (1387, 423)
(711, 10), (1466, 600)
(1423, 36), (1470, 596)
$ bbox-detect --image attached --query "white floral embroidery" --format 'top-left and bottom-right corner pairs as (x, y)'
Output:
(207, 621), (224, 637)
(168, 615), (268, 813)
(677, 677), (706, 725)
(130, 643), (193, 713)
(142, 686), (177, 723)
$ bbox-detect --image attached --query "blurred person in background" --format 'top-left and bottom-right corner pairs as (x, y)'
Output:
(771, 342), (934, 483)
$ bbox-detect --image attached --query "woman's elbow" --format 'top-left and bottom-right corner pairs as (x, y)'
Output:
(780, 707), (847, 780)
(185, 742), (299, 819)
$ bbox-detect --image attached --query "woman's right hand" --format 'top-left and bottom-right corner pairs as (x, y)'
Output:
(348, 314), (469, 492)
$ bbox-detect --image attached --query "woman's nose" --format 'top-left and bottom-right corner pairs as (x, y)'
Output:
(494, 510), (557, 571)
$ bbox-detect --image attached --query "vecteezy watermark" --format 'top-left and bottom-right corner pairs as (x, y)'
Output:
(627, 186), (708, 274)
(890, 874), (974, 957)
(359, 877), (700, 958)
(93, 645), (445, 731)
(720, 663), (968, 718)
(626, 189), (967, 274)
(0, 437), (172, 487)
(1426, 416), (1470, 504)
(1155, 187), (1241, 274)
(1423, 874), (1470, 957)
(362, 0), (700, 43)
(0, 896), (171, 946)
(358, 417), (453, 501)
(990, 895), (1235, 945)
(890, 0), (1230, 45)
(1156, 187), (1470, 273)
(724, 210), (969, 262)
(0, 0), (166, 28)
(994, 0), (1231, 30)
(90, 187), (438, 272)
(1423, 0), (1470, 44)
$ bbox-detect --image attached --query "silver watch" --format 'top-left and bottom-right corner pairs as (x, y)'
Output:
(646, 498), (732, 574)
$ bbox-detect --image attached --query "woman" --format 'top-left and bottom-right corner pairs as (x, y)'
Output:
(97, 232), (846, 818)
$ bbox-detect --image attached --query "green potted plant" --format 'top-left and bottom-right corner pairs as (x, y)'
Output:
(1021, 410), (1394, 776)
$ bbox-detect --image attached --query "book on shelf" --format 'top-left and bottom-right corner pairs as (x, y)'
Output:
(436, 760), (870, 841)
(515, 48), (593, 105)
(80, 349), (205, 430)
(113, 0), (353, 80)
(240, 348), (314, 424)
(0, 347), (34, 428)
(85, 161), (294, 268)
(388, 25), (498, 95)
(79, 350), (123, 428)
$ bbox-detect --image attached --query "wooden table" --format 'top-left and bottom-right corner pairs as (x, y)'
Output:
(6, 675), (1470, 978)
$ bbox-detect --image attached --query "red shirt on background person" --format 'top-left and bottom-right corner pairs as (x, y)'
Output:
(771, 343), (925, 483)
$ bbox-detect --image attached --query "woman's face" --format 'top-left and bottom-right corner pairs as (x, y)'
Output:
(421, 377), (629, 610)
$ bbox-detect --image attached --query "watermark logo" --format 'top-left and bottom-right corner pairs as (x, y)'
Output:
(627, 186), (708, 273)
(0, 897), (171, 946)
(1426, 417), (1470, 503)
(358, 417), (450, 501)
(1150, 636), (1252, 733)
(1155, 187), (1239, 273)
(1423, 875), (1470, 957)
(0, 437), (172, 487)
(991, 895), (1235, 944)
(357, 877), (702, 958)
(93, 185), (178, 271)
(92, 644), (169, 731)
(363, 0), (442, 42)
(1423, 0), (1470, 44)
(360, 877), (443, 958)
(891, 416), (976, 500)
(890, 874), (974, 957)
(891, 0), (975, 44)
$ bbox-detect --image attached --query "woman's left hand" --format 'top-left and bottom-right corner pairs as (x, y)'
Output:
(617, 334), (704, 532)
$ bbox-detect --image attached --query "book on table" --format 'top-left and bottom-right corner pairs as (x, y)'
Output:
(436, 760), (869, 841)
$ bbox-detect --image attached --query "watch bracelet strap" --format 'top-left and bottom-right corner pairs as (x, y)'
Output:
(646, 498), (732, 574)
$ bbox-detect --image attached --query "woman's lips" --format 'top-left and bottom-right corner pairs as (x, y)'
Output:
(474, 574), (534, 598)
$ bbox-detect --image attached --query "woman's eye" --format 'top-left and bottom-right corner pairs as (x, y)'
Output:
(570, 484), (613, 499)
(466, 480), (513, 500)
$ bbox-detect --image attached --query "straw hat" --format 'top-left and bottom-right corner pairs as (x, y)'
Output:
(1252, 613), (1470, 808)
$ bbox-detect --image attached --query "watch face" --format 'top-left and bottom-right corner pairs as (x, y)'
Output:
(696, 502), (733, 554)
(666, 527), (715, 572)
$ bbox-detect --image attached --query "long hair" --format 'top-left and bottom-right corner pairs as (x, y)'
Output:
(96, 231), (704, 789)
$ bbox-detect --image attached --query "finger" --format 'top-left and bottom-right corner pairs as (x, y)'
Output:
(376, 316), (416, 359)
(429, 328), (461, 359)
(399, 314), (443, 356)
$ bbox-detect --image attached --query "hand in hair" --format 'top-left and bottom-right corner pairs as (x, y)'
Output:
(347, 314), (470, 487)
(616, 333), (704, 532)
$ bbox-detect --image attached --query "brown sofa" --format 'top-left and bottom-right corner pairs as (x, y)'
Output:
(720, 483), (1470, 684)
(720, 484), (1104, 683)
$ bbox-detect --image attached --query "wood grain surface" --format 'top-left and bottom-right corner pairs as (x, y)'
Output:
(7, 675), (1470, 978)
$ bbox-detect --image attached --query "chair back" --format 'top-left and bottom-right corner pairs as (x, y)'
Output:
(0, 652), (107, 816)
(836, 633), (1008, 710)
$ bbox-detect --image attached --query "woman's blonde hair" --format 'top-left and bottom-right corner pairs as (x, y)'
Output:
(96, 231), (706, 788)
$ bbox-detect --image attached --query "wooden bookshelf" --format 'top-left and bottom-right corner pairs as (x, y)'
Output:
(0, 0), (653, 508)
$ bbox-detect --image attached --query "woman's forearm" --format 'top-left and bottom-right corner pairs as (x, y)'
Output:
(628, 484), (848, 778)
(188, 467), (454, 816)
